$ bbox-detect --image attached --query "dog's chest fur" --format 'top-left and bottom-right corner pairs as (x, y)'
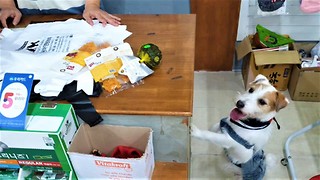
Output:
(229, 120), (273, 148)
(222, 118), (273, 164)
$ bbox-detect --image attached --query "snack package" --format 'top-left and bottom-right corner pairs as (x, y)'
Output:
(101, 74), (144, 96)
(85, 42), (133, 82)
(253, 24), (294, 48)
(55, 41), (111, 75)
(85, 43), (146, 96)
(119, 55), (154, 84)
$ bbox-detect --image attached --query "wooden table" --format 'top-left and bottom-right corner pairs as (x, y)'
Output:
(93, 15), (195, 116)
(14, 14), (195, 117)
(10, 14), (195, 179)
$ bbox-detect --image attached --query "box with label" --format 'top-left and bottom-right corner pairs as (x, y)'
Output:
(288, 66), (320, 101)
(288, 42), (320, 102)
(68, 124), (154, 180)
(0, 103), (79, 179)
(236, 35), (301, 91)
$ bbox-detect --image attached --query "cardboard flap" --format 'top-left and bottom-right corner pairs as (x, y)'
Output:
(68, 124), (93, 153)
(236, 36), (253, 60)
(254, 51), (301, 65)
(299, 66), (320, 72)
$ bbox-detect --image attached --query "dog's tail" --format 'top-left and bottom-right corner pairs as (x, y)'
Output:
(266, 153), (278, 171)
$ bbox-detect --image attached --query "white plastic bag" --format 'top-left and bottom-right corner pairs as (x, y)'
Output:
(0, 19), (132, 97)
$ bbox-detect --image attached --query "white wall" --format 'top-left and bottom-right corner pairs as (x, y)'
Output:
(237, 0), (320, 41)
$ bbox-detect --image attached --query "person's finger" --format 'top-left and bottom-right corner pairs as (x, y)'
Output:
(108, 18), (121, 26)
(95, 14), (107, 26)
(110, 19), (120, 26)
(83, 13), (94, 26)
(87, 11), (107, 26)
(12, 12), (22, 26)
(109, 14), (121, 21)
(100, 13), (120, 26)
(87, 17), (94, 26)
(0, 17), (8, 28)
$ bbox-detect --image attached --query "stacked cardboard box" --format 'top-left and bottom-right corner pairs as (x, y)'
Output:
(237, 35), (301, 91)
(288, 43), (320, 102)
(0, 103), (79, 180)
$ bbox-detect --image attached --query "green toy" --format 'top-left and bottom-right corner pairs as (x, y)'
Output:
(137, 43), (162, 69)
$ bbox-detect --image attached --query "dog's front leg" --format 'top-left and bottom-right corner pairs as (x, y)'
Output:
(191, 124), (234, 148)
(209, 123), (220, 132)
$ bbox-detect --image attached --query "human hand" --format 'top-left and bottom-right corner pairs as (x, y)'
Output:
(0, 7), (22, 28)
(83, 6), (121, 27)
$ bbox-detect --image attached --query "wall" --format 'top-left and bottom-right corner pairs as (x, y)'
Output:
(237, 0), (320, 41)
(102, 0), (190, 14)
(104, 0), (319, 41)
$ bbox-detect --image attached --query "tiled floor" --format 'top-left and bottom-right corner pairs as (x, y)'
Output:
(190, 71), (320, 180)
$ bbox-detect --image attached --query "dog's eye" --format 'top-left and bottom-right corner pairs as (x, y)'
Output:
(248, 88), (254, 93)
(258, 99), (267, 105)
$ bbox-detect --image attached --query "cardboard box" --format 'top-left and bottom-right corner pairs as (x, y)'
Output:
(288, 66), (320, 102)
(68, 124), (154, 180)
(0, 103), (79, 179)
(288, 42), (320, 102)
(237, 35), (301, 91)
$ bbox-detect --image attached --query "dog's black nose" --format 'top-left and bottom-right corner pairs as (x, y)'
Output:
(236, 100), (245, 109)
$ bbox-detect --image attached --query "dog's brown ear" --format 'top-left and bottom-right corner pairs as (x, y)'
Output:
(276, 92), (289, 111)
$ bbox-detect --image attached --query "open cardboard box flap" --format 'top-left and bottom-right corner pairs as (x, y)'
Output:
(299, 66), (320, 72)
(236, 35), (300, 65)
(253, 51), (301, 65)
(236, 36), (253, 60)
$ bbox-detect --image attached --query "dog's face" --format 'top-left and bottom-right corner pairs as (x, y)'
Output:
(230, 74), (289, 122)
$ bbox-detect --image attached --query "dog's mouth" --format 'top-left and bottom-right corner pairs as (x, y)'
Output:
(230, 108), (247, 121)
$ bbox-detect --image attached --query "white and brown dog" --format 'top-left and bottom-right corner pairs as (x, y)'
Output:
(191, 74), (289, 180)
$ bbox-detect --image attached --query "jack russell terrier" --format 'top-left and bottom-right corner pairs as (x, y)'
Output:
(191, 74), (289, 180)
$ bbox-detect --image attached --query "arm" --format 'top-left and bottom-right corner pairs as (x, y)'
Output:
(0, 0), (22, 28)
(83, 0), (121, 26)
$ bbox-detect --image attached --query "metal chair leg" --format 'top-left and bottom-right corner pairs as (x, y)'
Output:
(282, 120), (320, 180)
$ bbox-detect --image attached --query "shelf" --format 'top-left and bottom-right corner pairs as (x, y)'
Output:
(152, 162), (188, 180)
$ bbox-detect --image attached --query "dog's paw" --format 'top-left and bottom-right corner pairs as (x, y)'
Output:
(190, 123), (202, 138)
